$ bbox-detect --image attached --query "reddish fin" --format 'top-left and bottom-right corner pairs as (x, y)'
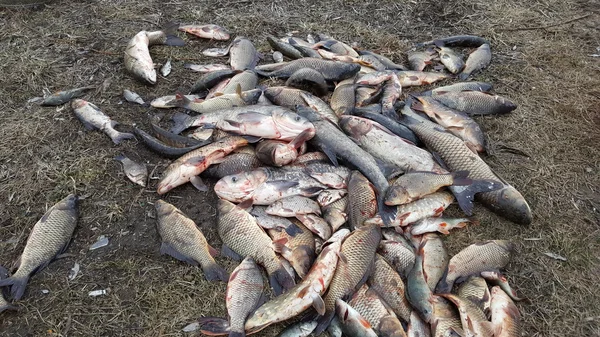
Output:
(237, 198), (254, 210)
(289, 129), (314, 149)
(207, 244), (219, 257)
(197, 317), (229, 335)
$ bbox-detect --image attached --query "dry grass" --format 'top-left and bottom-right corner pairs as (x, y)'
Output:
(0, 0), (598, 336)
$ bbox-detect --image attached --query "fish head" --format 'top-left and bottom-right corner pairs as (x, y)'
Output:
(291, 245), (316, 277)
(272, 144), (297, 166)
(132, 64), (157, 85)
(214, 169), (268, 202)
(154, 199), (175, 217)
(71, 99), (87, 109)
(241, 89), (263, 104)
(156, 164), (187, 195)
(384, 185), (410, 206)
(57, 194), (79, 210)
(272, 110), (315, 141)
(495, 96), (518, 113)
(486, 186), (532, 225)
(338, 115), (372, 138)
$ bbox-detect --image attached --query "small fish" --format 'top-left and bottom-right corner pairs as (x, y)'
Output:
(378, 240), (415, 279)
(40, 86), (95, 106)
(157, 136), (249, 194)
(322, 196), (348, 231)
(250, 206), (302, 236)
(457, 276), (492, 314)
(123, 89), (145, 105)
(178, 24), (230, 40)
(439, 294), (494, 337)
(381, 229), (415, 253)
(221, 70), (259, 94)
(436, 240), (514, 293)
(385, 171), (471, 206)
(198, 258), (263, 337)
(295, 214), (332, 240)
(276, 321), (318, 337)
(347, 171), (377, 230)
(151, 123), (203, 148)
(177, 90), (262, 114)
(490, 286), (521, 337)
(155, 200), (227, 282)
(124, 23), (185, 85)
(184, 63), (230, 73)
(336, 299), (379, 337)
(160, 58), (172, 77)
(431, 90), (517, 116)
(71, 99), (135, 144)
(418, 35), (490, 48)
(266, 196), (321, 217)
(0, 266), (18, 313)
(376, 192), (455, 227)
(115, 154), (147, 187)
(437, 46), (464, 74)
(302, 161), (351, 190)
(314, 38), (359, 57)
(480, 271), (524, 302)
(203, 46), (231, 57)
(0, 194), (78, 301)
(285, 68), (328, 96)
(273, 51), (284, 63)
(358, 50), (406, 70)
(408, 49), (436, 71)
(317, 189), (347, 208)
(411, 217), (475, 235)
(428, 82), (493, 95)
(420, 233), (449, 292)
(368, 254), (412, 322)
(357, 54), (388, 71)
(330, 81), (356, 117)
(406, 243), (435, 323)
(459, 43), (492, 80)
(230, 36), (259, 70)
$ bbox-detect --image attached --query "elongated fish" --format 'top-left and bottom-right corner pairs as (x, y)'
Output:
(490, 286), (521, 337)
(40, 86), (95, 106)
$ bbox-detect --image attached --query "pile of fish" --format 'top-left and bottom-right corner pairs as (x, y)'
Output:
(1, 24), (532, 337)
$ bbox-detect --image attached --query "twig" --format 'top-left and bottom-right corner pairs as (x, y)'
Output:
(500, 13), (593, 31)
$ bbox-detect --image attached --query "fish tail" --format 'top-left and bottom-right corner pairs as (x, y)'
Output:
(197, 317), (230, 335)
(170, 111), (192, 134)
(110, 131), (136, 145)
(377, 194), (397, 227)
(313, 310), (335, 336)
(450, 179), (504, 216)
(162, 22), (185, 47)
(0, 275), (29, 301)
(450, 170), (472, 186)
(203, 262), (229, 283)
(268, 265), (295, 296)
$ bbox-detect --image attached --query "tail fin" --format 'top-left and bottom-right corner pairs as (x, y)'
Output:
(197, 317), (230, 336)
(170, 112), (192, 134)
(110, 131), (135, 145)
(451, 170), (472, 186)
(458, 72), (470, 81)
(203, 262), (229, 283)
(449, 179), (504, 216)
(284, 222), (303, 236)
(0, 276), (29, 301)
(228, 332), (245, 337)
(268, 265), (295, 296)
(162, 22), (185, 47)
(377, 194), (397, 227)
(313, 310), (335, 336)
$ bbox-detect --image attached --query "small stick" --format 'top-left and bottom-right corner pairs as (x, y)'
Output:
(501, 13), (592, 31)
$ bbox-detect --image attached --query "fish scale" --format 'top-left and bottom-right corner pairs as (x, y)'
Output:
(203, 152), (263, 179)
(490, 286), (521, 337)
(347, 171), (377, 230)
(226, 258), (264, 335)
(349, 285), (405, 337)
(431, 90), (516, 116)
(368, 255), (412, 322)
(457, 276), (491, 313)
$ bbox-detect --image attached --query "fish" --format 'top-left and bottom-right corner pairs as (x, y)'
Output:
(490, 286), (521, 337)
(381, 229), (415, 253)
(358, 50), (406, 70)
(204, 152), (263, 179)
(190, 69), (240, 94)
(123, 89), (145, 105)
(407, 311), (431, 337)
(178, 24), (230, 40)
(171, 105), (315, 141)
(380, 79), (403, 119)
(289, 39), (323, 58)
(354, 86), (382, 107)
(71, 99), (135, 144)
(263, 86), (309, 109)
(293, 151), (329, 165)
(157, 136), (249, 194)
(255, 129), (313, 167)
(160, 58), (172, 77)
(124, 24), (184, 85)
(368, 254), (412, 322)
(438, 46), (464, 74)
(221, 70), (259, 95)
(218, 200), (295, 296)
(480, 271), (524, 302)
(0, 266), (18, 313)
(406, 242), (435, 323)
(412, 95), (486, 153)
(395, 71), (450, 87)
(378, 240), (415, 278)
(268, 219), (316, 279)
(266, 196), (321, 217)
(295, 214), (332, 240)
(347, 171), (377, 230)
(150, 94), (202, 108)
(285, 68), (328, 96)
(155, 200), (227, 282)
(400, 108), (532, 224)
(418, 35), (490, 48)
(267, 35), (304, 59)
(255, 58), (360, 81)
(353, 112), (421, 146)
(430, 295), (464, 337)
(407, 50), (436, 71)
(426, 82), (493, 95)
(272, 51), (284, 63)
(316, 189), (347, 208)
(294, 160), (349, 189)
(336, 299), (379, 337)
(316, 49), (370, 65)
(459, 43), (492, 80)
(244, 229), (348, 333)
(431, 90), (517, 116)
(203, 46), (231, 57)
(457, 276), (492, 314)
(339, 115), (442, 174)
(348, 285), (407, 337)
(358, 54), (387, 71)
(250, 206), (302, 236)
(296, 106), (396, 226)
(411, 217), (475, 235)
(0, 194), (78, 300)
(276, 321), (318, 337)
(385, 171), (471, 206)
(115, 154), (147, 187)
(419, 233), (449, 292)
(184, 63), (231, 73)
(322, 196), (348, 231)
(40, 86), (95, 106)
(134, 127), (205, 158)
(215, 167), (325, 205)
(314, 37), (359, 57)
(198, 257), (263, 337)
(314, 224), (381, 335)
(230, 36), (259, 70)
(439, 294), (494, 337)
(330, 82), (356, 117)
(371, 192), (455, 227)
(436, 240), (514, 293)
(151, 123), (203, 148)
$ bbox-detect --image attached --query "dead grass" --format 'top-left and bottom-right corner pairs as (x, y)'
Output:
(0, 0), (599, 336)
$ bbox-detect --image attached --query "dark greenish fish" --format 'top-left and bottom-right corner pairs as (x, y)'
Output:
(40, 86), (95, 106)
(418, 35), (490, 47)
(267, 35), (304, 59)
(285, 68), (329, 96)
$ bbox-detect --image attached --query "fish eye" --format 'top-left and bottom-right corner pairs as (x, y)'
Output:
(294, 116), (301, 122)
(231, 176), (238, 183)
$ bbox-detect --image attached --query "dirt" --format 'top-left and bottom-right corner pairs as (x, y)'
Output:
(0, 0), (598, 336)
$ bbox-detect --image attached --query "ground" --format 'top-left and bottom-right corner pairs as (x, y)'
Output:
(0, 0), (598, 336)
